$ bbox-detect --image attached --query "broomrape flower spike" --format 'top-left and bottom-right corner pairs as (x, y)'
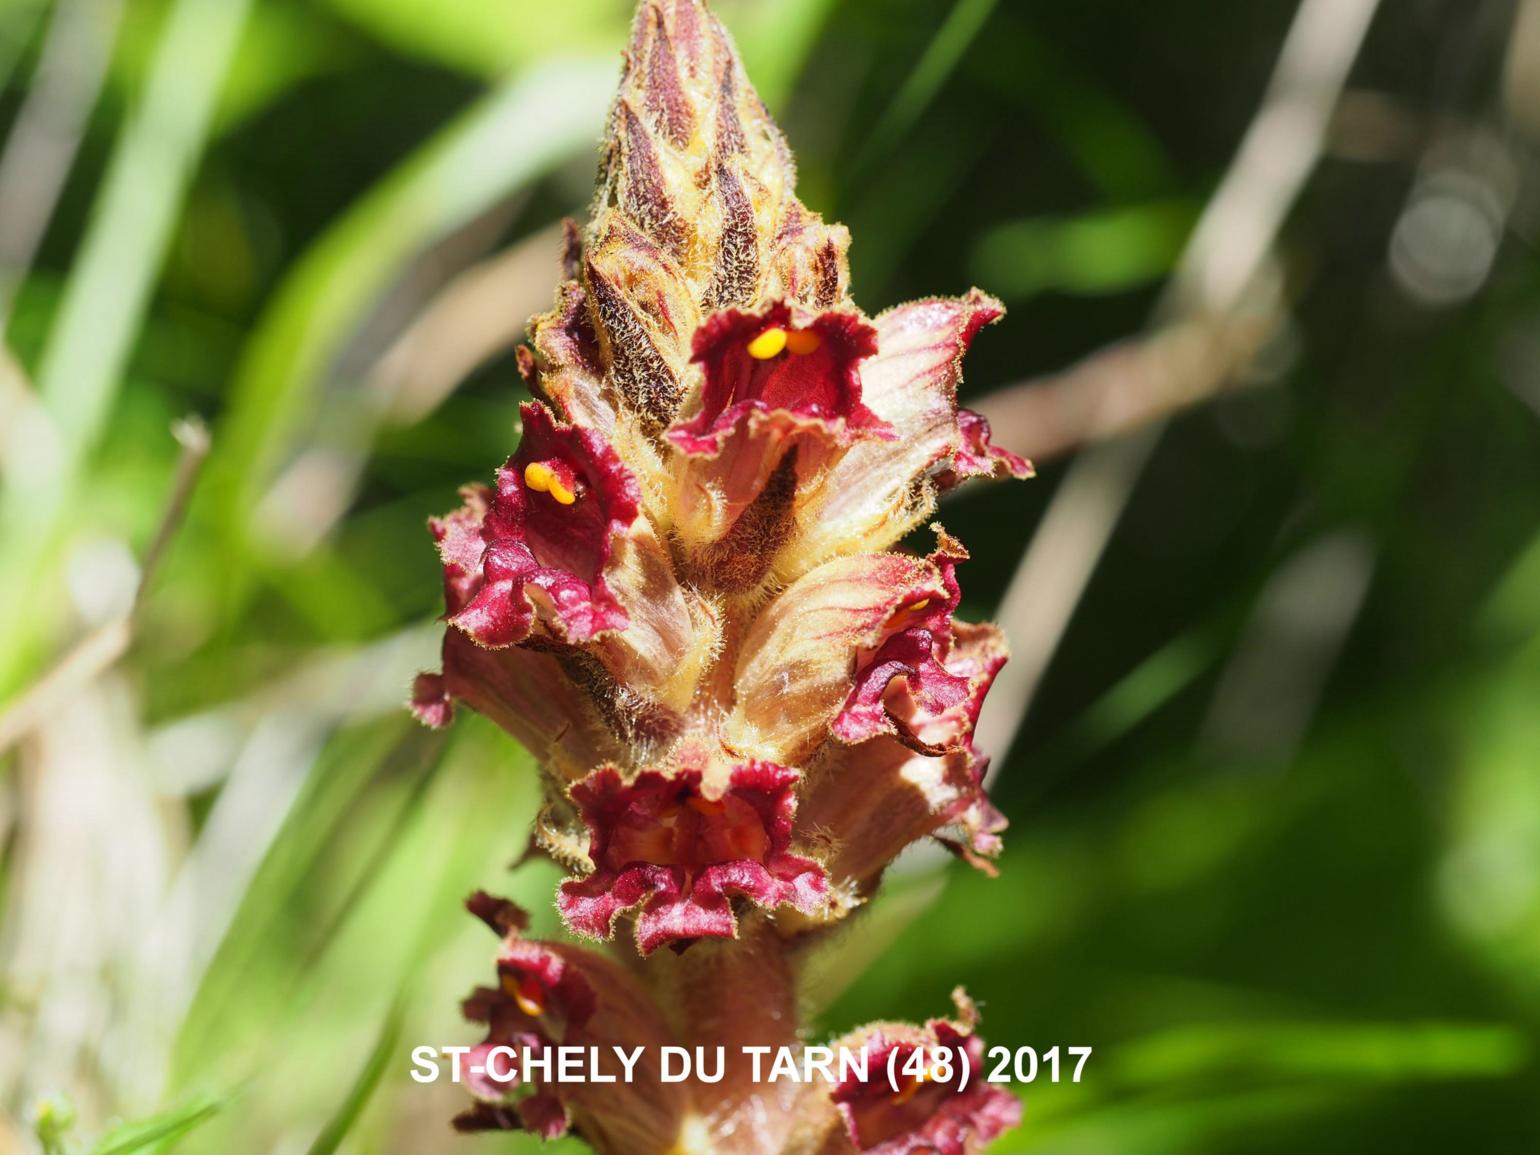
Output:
(413, 0), (1031, 1150)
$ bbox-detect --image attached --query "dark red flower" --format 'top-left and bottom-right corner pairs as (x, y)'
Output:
(831, 996), (1021, 1155)
(558, 762), (828, 954)
(447, 402), (641, 648)
(832, 535), (1003, 757)
(454, 893), (685, 1149)
(665, 303), (889, 559)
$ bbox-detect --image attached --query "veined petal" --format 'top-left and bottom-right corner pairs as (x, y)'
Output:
(828, 993), (1021, 1155)
(798, 735), (1004, 907)
(725, 551), (949, 766)
(666, 303), (886, 578)
(829, 533), (979, 754)
(834, 599), (1008, 760)
(448, 401), (640, 648)
(784, 291), (1027, 576)
(413, 631), (618, 782)
(557, 763), (827, 954)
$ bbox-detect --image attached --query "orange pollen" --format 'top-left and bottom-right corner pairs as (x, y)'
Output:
(785, 328), (822, 355)
(502, 972), (547, 1018)
(686, 795), (728, 816)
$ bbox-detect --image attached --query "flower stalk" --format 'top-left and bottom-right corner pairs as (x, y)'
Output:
(414, 2), (1031, 1151)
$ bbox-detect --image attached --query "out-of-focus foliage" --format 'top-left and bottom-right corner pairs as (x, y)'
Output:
(1, 0), (1538, 1152)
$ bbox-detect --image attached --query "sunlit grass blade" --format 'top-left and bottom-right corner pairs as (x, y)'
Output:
(83, 1092), (225, 1155)
(203, 59), (613, 568)
(0, 0), (253, 695)
(847, 0), (999, 181)
(303, 1001), (403, 1155)
(1104, 1020), (1527, 1089)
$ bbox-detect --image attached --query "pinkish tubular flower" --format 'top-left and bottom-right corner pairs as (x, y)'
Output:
(456, 893), (688, 1151)
(558, 763), (827, 954)
(830, 993), (1022, 1155)
(786, 292), (1030, 574)
(666, 303), (889, 563)
(448, 401), (640, 648)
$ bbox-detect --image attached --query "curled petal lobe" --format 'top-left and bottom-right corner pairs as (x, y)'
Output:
(835, 601), (1008, 761)
(940, 408), (1034, 488)
(786, 291), (1021, 573)
(726, 551), (949, 766)
(409, 671), (453, 730)
(558, 763), (827, 954)
(830, 533), (976, 754)
(830, 994), (1021, 1155)
(448, 402), (640, 647)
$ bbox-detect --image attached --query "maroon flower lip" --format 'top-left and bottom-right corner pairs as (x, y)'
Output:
(832, 1015), (1021, 1155)
(446, 401), (642, 648)
(832, 535), (1002, 757)
(669, 301), (888, 455)
(940, 408), (1034, 489)
(558, 762), (828, 954)
(458, 894), (600, 1137)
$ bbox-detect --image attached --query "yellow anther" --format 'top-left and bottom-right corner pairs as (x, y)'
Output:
(523, 461), (554, 492)
(523, 461), (576, 505)
(747, 327), (788, 359)
(686, 795), (727, 816)
(906, 598), (931, 613)
(785, 328), (822, 355)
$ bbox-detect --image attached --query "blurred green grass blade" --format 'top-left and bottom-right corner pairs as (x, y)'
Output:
(972, 199), (1197, 301)
(319, 0), (631, 77)
(304, 1002), (403, 1155)
(726, 0), (840, 111)
(205, 59), (613, 558)
(315, 0), (833, 111)
(20, 0), (251, 465)
(174, 716), (436, 1068)
(973, 17), (1177, 202)
(1000, 1086), (1348, 1155)
(84, 1092), (224, 1155)
(0, 0), (252, 694)
(0, 0), (47, 95)
(171, 716), (547, 1151)
(1008, 1022), (1525, 1152)
(1106, 1020), (1527, 1089)
(849, 0), (999, 180)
